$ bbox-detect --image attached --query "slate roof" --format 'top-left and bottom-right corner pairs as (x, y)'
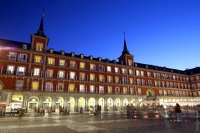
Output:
(0, 38), (200, 75)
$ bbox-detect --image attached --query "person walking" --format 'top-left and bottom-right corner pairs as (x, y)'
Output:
(174, 103), (182, 122)
(47, 107), (51, 119)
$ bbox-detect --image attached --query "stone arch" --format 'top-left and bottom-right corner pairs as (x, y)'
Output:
(28, 96), (39, 109)
(88, 97), (95, 112)
(146, 88), (155, 96)
(78, 97), (85, 111)
(98, 97), (104, 111)
(68, 97), (75, 112)
(107, 98), (113, 111)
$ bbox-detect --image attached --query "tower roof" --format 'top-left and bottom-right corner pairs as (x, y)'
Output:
(35, 11), (46, 37)
(121, 32), (130, 55)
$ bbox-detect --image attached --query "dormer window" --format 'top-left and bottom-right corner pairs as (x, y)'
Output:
(80, 54), (84, 58)
(98, 57), (101, 61)
(71, 52), (75, 57)
(22, 44), (27, 49)
(50, 48), (54, 53)
(60, 50), (65, 55)
(90, 56), (93, 60)
(36, 42), (43, 51)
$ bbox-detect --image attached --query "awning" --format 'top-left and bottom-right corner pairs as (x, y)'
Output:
(9, 100), (22, 104)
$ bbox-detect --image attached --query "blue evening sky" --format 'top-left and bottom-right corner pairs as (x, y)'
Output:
(0, 0), (200, 70)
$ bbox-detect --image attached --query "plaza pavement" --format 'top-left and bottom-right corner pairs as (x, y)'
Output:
(0, 109), (200, 133)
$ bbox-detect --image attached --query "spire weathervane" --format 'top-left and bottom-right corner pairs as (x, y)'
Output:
(124, 32), (126, 39)
(42, 8), (45, 17)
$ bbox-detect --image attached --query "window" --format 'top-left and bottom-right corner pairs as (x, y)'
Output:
(196, 76), (199, 81)
(59, 59), (65, 66)
(99, 86), (104, 93)
(159, 90), (163, 95)
(36, 42), (43, 51)
(130, 78), (133, 84)
(18, 53), (27, 62)
(80, 62), (85, 69)
(123, 87), (127, 94)
(99, 75), (104, 82)
(70, 61), (76, 67)
(32, 81), (39, 90)
(33, 68), (40, 76)
(115, 76), (119, 83)
(7, 65), (15, 74)
(90, 74), (95, 81)
(142, 79), (145, 86)
(79, 73), (85, 80)
(138, 88), (141, 95)
(197, 83), (200, 89)
(99, 65), (104, 71)
(141, 71), (144, 76)
(148, 80), (152, 86)
(69, 84), (75, 92)
(58, 71), (65, 78)
(79, 84), (85, 92)
(122, 77), (127, 84)
(136, 70), (140, 76)
(147, 72), (151, 77)
(22, 44), (27, 49)
(122, 68), (126, 74)
(45, 82), (53, 91)
(108, 86), (112, 93)
(129, 69), (133, 75)
(162, 81), (165, 87)
(164, 90), (167, 96)
(155, 81), (157, 87)
(90, 85), (95, 93)
(8, 52), (17, 60)
(137, 79), (140, 85)
(17, 66), (25, 75)
(90, 63), (96, 70)
(107, 66), (111, 72)
(70, 72), (75, 79)
(107, 75), (112, 82)
(16, 80), (23, 90)
(34, 55), (42, 63)
(115, 87), (120, 93)
(115, 67), (119, 73)
(128, 59), (132, 66)
(46, 69), (53, 78)
(57, 83), (64, 91)
(47, 57), (55, 65)
(168, 90), (171, 95)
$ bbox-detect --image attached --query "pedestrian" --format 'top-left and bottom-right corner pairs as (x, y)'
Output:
(80, 107), (83, 114)
(47, 107), (51, 119)
(174, 103), (182, 122)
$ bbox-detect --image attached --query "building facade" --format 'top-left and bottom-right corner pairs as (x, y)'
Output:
(0, 15), (200, 113)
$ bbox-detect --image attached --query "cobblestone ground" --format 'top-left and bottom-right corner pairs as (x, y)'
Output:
(0, 110), (200, 133)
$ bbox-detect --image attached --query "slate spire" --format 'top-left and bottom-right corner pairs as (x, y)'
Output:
(35, 9), (46, 37)
(122, 32), (130, 55)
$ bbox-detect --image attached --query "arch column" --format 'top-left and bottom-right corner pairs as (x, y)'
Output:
(52, 95), (56, 111)
(23, 94), (28, 109)
(75, 96), (78, 112)
(85, 97), (88, 111)
(104, 97), (107, 111)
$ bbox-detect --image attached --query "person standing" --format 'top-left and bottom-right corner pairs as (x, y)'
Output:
(174, 103), (182, 122)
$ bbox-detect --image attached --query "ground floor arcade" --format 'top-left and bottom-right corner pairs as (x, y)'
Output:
(0, 90), (200, 114)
